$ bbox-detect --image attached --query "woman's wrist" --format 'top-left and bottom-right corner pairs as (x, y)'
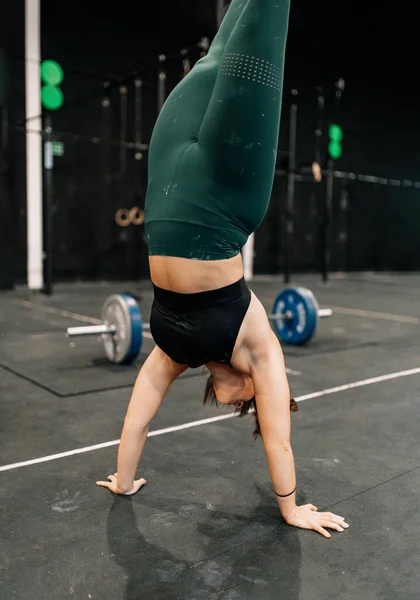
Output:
(117, 479), (134, 494)
(275, 486), (296, 499)
(276, 493), (298, 521)
(282, 505), (299, 523)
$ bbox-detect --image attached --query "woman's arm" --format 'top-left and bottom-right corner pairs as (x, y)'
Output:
(249, 333), (298, 520)
(97, 346), (187, 495)
(232, 293), (297, 517)
(236, 294), (349, 537)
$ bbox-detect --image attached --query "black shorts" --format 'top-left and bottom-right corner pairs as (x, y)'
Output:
(150, 277), (252, 369)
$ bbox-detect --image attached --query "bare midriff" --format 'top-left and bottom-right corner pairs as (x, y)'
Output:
(149, 254), (244, 293)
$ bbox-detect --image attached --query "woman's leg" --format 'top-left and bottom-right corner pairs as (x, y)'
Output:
(148, 0), (250, 156)
(198, 0), (291, 230)
(146, 0), (290, 259)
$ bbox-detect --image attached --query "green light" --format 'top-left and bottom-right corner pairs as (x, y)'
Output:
(52, 141), (64, 156)
(41, 60), (63, 86)
(328, 140), (342, 160)
(329, 124), (343, 143)
(41, 85), (64, 110)
(40, 59), (64, 110)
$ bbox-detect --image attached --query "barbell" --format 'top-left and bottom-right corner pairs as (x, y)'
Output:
(268, 287), (332, 345)
(66, 294), (144, 365)
(66, 287), (332, 365)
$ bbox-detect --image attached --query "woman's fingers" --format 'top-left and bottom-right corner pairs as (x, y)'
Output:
(324, 512), (350, 528)
(96, 474), (116, 488)
(317, 512), (350, 534)
(133, 478), (147, 491)
(336, 518), (349, 528)
(324, 521), (345, 532)
(314, 524), (331, 539)
(96, 480), (112, 488)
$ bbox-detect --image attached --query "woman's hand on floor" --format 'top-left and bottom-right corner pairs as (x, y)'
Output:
(96, 473), (147, 496)
(285, 504), (349, 538)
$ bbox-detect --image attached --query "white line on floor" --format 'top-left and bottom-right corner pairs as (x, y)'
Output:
(1, 366), (420, 474)
(12, 299), (154, 339)
(13, 299), (103, 324)
(296, 367), (420, 401)
(329, 306), (420, 324)
(286, 368), (301, 376)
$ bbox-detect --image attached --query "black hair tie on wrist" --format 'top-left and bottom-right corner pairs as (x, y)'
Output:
(275, 486), (296, 498)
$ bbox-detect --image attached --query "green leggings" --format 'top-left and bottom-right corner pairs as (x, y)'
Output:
(145, 0), (290, 260)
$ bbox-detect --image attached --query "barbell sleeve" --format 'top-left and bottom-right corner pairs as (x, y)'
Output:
(66, 324), (117, 337)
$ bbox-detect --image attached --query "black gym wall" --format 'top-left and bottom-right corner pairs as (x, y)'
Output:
(1, 0), (419, 284)
(0, 45), (17, 290)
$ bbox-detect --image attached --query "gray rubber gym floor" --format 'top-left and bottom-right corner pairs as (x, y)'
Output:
(1, 274), (420, 600)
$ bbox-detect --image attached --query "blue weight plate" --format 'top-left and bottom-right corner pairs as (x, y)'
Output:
(101, 294), (143, 364)
(272, 287), (318, 345)
(121, 293), (143, 364)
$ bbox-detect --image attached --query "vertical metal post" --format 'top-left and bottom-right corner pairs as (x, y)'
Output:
(100, 88), (112, 259)
(91, 86), (113, 279)
(322, 158), (334, 282)
(119, 85), (127, 175)
(134, 78), (144, 207)
(43, 114), (53, 295)
(314, 86), (324, 168)
(118, 84), (131, 276)
(134, 78), (143, 150)
(217, 0), (227, 28)
(133, 78), (144, 280)
(284, 90), (298, 284)
(101, 86), (111, 203)
(338, 185), (349, 272)
(321, 78), (345, 282)
(25, 0), (43, 290)
(157, 55), (167, 115)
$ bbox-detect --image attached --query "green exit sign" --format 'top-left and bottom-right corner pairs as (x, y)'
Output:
(52, 141), (64, 156)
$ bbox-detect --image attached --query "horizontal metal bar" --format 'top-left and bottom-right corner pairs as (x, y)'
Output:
(268, 308), (332, 321)
(66, 324), (116, 337)
(267, 311), (293, 321)
(333, 170), (420, 188)
(275, 167), (420, 189)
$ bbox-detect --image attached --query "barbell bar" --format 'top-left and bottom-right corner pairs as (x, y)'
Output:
(67, 324), (116, 336)
(66, 287), (332, 364)
(66, 294), (144, 365)
(269, 308), (333, 321)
